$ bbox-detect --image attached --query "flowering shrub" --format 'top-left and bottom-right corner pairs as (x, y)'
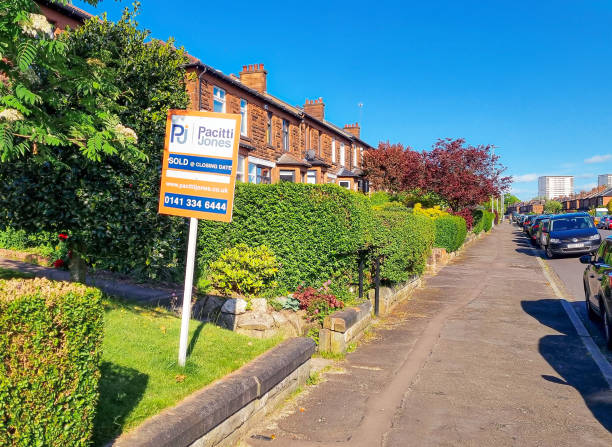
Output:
(293, 282), (344, 323)
(52, 233), (70, 270)
(413, 203), (450, 219)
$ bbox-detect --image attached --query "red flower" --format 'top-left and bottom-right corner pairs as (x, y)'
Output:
(58, 233), (68, 241)
(53, 259), (65, 268)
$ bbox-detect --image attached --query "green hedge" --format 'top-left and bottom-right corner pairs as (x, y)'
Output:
(434, 215), (467, 252)
(372, 208), (434, 284)
(196, 183), (372, 292)
(0, 278), (104, 447)
(483, 210), (494, 232)
(472, 210), (494, 234)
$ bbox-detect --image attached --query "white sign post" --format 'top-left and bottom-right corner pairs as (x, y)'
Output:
(158, 110), (241, 367)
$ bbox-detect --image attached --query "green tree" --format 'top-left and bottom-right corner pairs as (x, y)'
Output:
(606, 200), (612, 214)
(544, 200), (562, 214)
(0, 6), (190, 281)
(0, 0), (144, 162)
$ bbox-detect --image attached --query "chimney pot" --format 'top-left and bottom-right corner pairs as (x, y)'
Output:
(242, 65), (247, 71)
(259, 63), (264, 70)
(249, 64), (254, 71)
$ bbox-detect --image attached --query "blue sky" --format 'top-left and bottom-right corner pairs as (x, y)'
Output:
(75, 0), (612, 200)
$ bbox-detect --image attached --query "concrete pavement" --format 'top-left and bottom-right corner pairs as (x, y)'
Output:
(245, 223), (612, 446)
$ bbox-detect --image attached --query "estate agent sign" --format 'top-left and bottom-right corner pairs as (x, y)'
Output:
(159, 110), (241, 366)
(159, 110), (241, 221)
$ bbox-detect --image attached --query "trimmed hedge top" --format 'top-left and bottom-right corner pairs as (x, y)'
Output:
(0, 278), (104, 447)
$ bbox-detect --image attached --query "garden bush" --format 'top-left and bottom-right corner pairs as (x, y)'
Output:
(434, 215), (467, 252)
(372, 207), (435, 283)
(483, 210), (495, 232)
(0, 226), (58, 259)
(196, 182), (372, 292)
(208, 244), (279, 298)
(472, 210), (485, 234)
(0, 278), (104, 447)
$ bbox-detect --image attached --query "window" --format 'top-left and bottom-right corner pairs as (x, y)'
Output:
(266, 112), (273, 145)
(339, 180), (350, 189)
(306, 170), (317, 184)
(236, 155), (246, 182)
(318, 133), (322, 155)
(353, 146), (357, 167)
(213, 86), (225, 113)
(279, 170), (295, 182)
(240, 99), (248, 136)
(249, 164), (271, 184)
(282, 120), (289, 151)
(332, 139), (336, 162)
(340, 143), (345, 166)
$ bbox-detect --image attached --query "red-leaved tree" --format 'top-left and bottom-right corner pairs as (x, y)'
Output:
(362, 142), (425, 192)
(423, 138), (511, 211)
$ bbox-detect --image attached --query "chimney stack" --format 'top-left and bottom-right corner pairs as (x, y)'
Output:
(304, 98), (325, 121)
(239, 63), (267, 93)
(344, 122), (360, 139)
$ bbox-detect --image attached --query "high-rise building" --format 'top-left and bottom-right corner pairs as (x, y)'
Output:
(598, 174), (612, 188)
(538, 176), (574, 200)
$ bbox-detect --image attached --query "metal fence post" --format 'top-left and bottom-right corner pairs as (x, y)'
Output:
(374, 256), (380, 316)
(358, 251), (364, 300)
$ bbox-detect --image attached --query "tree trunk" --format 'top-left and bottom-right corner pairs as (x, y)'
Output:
(69, 252), (87, 284)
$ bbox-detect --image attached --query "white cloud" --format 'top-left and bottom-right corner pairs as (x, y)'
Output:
(512, 173), (538, 182)
(584, 154), (612, 164)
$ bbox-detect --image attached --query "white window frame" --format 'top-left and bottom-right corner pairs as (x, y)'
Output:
(240, 99), (248, 136)
(340, 143), (345, 166)
(282, 120), (289, 151)
(339, 180), (350, 189)
(236, 155), (246, 182)
(353, 146), (357, 167)
(267, 112), (273, 145)
(213, 86), (226, 113)
(306, 170), (317, 184)
(279, 169), (295, 182)
(332, 139), (336, 163)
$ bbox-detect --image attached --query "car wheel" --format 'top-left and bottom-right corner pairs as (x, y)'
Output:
(546, 245), (555, 259)
(604, 308), (612, 349)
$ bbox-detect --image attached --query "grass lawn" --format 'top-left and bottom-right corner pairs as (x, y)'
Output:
(0, 267), (34, 279)
(93, 297), (280, 446)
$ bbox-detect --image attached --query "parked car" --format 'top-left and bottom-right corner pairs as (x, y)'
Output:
(581, 240), (612, 348)
(597, 216), (612, 230)
(522, 215), (534, 234)
(541, 212), (601, 258)
(527, 215), (548, 243)
(536, 218), (550, 248)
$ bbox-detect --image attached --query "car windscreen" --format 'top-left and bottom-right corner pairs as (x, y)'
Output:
(550, 217), (594, 231)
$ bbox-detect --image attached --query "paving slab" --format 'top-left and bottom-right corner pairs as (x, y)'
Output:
(244, 224), (612, 447)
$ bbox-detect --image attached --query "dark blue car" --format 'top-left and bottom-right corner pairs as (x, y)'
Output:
(541, 212), (601, 258)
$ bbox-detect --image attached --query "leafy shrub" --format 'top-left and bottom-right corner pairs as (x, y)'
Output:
(434, 215), (467, 252)
(293, 283), (344, 323)
(370, 191), (391, 207)
(372, 208), (435, 283)
(413, 203), (450, 219)
(472, 210), (485, 234)
(208, 244), (279, 298)
(0, 226), (58, 259)
(0, 278), (104, 447)
(483, 210), (495, 232)
(452, 208), (474, 229)
(197, 183), (372, 292)
(283, 297), (301, 311)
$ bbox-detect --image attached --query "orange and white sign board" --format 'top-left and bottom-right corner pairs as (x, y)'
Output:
(158, 110), (241, 222)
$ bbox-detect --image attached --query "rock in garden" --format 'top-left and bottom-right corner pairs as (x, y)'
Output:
(236, 312), (275, 331)
(251, 298), (268, 313)
(221, 298), (247, 315)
